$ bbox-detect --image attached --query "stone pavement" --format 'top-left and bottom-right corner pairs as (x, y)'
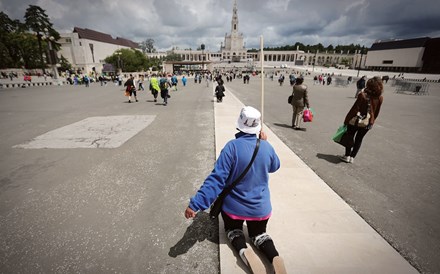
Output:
(214, 88), (419, 273)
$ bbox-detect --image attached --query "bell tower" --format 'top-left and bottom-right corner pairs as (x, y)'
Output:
(231, 0), (239, 36)
(221, 0), (246, 62)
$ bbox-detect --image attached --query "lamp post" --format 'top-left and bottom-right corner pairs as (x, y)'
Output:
(36, 32), (45, 75)
(357, 46), (365, 77)
(201, 43), (205, 72)
(312, 50), (318, 72)
(42, 28), (59, 80)
(116, 51), (122, 74)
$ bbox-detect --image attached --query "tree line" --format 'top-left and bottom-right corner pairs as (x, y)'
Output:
(0, 5), (162, 73)
(248, 42), (366, 54)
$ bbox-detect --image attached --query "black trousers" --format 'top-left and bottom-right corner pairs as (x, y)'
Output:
(345, 125), (369, 158)
(222, 211), (268, 239)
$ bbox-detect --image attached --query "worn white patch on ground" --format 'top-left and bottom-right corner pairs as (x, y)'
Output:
(14, 115), (155, 149)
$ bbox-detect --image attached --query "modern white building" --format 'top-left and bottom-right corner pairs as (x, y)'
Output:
(58, 27), (139, 74)
(365, 37), (432, 73)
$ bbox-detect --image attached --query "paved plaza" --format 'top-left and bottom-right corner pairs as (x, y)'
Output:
(225, 70), (440, 273)
(0, 71), (439, 273)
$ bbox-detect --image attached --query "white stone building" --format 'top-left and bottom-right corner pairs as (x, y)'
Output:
(220, 0), (247, 62)
(161, 0), (357, 73)
(58, 27), (139, 74)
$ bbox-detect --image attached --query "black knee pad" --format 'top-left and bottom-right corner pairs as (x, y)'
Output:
(227, 229), (247, 251)
(252, 233), (279, 263)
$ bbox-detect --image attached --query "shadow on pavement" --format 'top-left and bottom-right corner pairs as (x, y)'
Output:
(168, 212), (219, 258)
(316, 153), (342, 164)
(272, 123), (292, 129)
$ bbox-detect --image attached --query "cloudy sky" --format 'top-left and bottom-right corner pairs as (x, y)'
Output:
(2, 0), (440, 52)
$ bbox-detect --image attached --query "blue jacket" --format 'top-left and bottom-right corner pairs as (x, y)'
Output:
(189, 132), (280, 218)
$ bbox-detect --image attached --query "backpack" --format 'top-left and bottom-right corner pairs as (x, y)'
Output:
(159, 78), (167, 90)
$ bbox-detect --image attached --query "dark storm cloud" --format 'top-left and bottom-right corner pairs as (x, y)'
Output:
(1, 0), (439, 51)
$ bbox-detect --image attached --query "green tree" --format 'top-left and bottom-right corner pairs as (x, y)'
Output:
(339, 57), (351, 66)
(139, 38), (156, 53)
(24, 5), (60, 72)
(58, 55), (72, 72)
(105, 48), (150, 72)
(0, 12), (17, 68)
(259, 42), (367, 54)
(0, 12), (41, 69)
(164, 53), (182, 61)
(0, 13), (11, 68)
(13, 32), (41, 69)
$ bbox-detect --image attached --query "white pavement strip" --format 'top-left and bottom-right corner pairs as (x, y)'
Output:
(14, 115), (155, 149)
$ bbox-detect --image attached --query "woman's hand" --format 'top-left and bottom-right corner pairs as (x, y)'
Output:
(185, 207), (196, 219)
(259, 130), (267, 140)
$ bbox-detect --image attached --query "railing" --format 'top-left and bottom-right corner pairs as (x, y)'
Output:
(0, 81), (65, 89)
(392, 79), (430, 95)
(334, 77), (349, 87)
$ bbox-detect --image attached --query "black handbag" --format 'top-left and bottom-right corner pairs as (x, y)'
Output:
(209, 139), (260, 219)
(348, 94), (371, 128)
(288, 89), (294, 104)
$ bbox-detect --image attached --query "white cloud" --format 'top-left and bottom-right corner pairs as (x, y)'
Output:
(2, 0), (440, 51)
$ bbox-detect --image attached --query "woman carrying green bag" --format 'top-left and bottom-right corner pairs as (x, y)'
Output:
(338, 77), (384, 163)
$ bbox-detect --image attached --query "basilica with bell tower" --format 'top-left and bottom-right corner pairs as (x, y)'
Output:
(221, 0), (247, 62)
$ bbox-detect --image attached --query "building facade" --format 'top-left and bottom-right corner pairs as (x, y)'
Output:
(58, 27), (139, 74)
(365, 37), (440, 73)
(166, 0), (355, 72)
(220, 0), (247, 62)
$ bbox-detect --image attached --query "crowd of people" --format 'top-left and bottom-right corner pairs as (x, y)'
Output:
(121, 72), (213, 106)
(59, 68), (384, 165)
(2, 65), (383, 273)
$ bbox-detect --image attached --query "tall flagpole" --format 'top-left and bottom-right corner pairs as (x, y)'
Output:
(260, 35), (264, 128)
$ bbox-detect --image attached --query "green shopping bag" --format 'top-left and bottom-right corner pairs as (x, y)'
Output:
(332, 125), (347, 142)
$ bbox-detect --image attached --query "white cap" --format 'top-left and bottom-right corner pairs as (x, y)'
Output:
(236, 106), (261, 134)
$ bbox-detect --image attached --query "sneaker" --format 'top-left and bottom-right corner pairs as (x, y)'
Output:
(239, 248), (265, 274)
(349, 157), (354, 163)
(273, 256), (287, 274)
(128, 100), (131, 103)
(154, 99), (157, 102)
(339, 155), (350, 163)
(135, 99), (138, 102)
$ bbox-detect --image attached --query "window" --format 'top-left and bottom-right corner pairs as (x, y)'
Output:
(79, 42), (82, 46)
(383, 60), (393, 64)
(66, 38), (71, 43)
